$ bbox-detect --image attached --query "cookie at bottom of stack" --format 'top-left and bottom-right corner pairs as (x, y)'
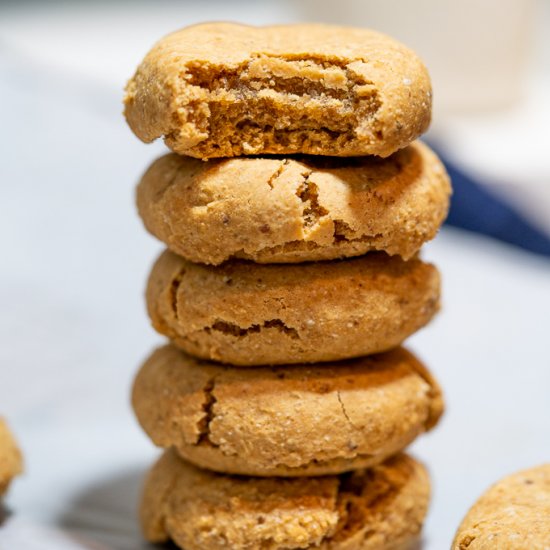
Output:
(141, 450), (430, 550)
(0, 418), (23, 496)
(132, 345), (443, 477)
(452, 463), (550, 550)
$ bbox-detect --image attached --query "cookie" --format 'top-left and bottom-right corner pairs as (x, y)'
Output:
(137, 141), (450, 265)
(146, 250), (440, 366)
(0, 419), (23, 497)
(141, 450), (430, 550)
(124, 22), (431, 159)
(133, 345), (443, 477)
(452, 464), (550, 550)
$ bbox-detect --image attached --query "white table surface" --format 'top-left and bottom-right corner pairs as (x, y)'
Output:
(1, 2), (549, 549)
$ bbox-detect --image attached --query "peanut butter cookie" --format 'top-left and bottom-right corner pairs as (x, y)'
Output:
(125, 22), (431, 159)
(132, 345), (443, 477)
(146, 250), (440, 365)
(452, 464), (550, 550)
(141, 450), (430, 550)
(0, 419), (22, 497)
(137, 141), (450, 265)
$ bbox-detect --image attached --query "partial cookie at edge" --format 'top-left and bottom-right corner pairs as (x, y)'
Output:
(452, 463), (550, 550)
(0, 418), (23, 497)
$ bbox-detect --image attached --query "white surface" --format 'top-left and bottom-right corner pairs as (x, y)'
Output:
(1, 2), (550, 549)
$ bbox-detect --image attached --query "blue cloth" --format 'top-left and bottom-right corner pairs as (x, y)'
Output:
(434, 149), (550, 257)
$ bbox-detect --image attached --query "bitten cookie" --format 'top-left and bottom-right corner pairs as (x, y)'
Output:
(141, 450), (430, 550)
(0, 419), (23, 497)
(146, 250), (440, 365)
(137, 141), (450, 265)
(452, 464), (550, 550)
(124, 22), (431, 159)
(132, 345), (443, 477)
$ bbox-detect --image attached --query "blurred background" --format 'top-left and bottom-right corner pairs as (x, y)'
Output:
(1, 1), (549, 549)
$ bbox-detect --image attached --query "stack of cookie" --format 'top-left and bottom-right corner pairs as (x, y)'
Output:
(124, 23), (451, 550)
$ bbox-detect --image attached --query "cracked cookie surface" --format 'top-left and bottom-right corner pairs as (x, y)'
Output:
(452, 464), (550, 550)
(146, 250), (440, 365)
(124, 22), (431, 159)
(0, 418), (23, 497)
(137, 141), (450, 265)
(141, 450), (430, 550)
(132, 345), (443, 477)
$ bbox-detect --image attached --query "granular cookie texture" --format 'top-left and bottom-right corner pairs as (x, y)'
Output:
(0, 418), (23, 496)
(452, 464), (550, 550)
(124, 22), (431, 159)
(141, 450), (430, 550)
(132, 345), (444, 477)
(146, 250), (440, 366)
(137, 141), (451, 265)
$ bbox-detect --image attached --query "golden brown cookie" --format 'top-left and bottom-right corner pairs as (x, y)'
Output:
(0, 419), (23, 497)
(124, 22), (431, 159)
(137, 141), (450, 265)
(452, 464), (550, 550)
(146, 250), (440, 366)
(133, 345), (443, 477)
(141, 450), (430, 550)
